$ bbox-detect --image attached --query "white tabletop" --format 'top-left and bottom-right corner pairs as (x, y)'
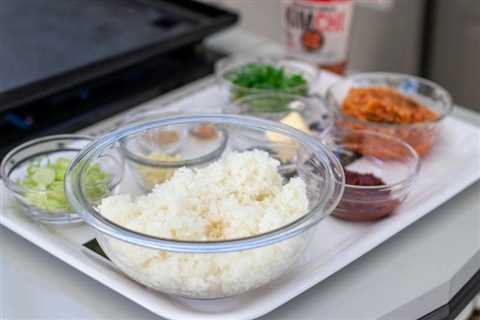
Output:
(1, 28), (480, 320)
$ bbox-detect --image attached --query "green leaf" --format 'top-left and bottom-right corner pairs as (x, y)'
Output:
(226, 63), (308, 102)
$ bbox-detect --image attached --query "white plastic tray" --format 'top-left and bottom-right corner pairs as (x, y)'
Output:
(1, 77), (480, 320)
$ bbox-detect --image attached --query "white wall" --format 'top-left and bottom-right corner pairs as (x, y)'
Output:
(429, 0), (480, 109)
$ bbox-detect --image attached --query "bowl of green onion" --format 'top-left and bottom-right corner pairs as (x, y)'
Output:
(1, 135), (122, 224)
(216, 56), (318, 102)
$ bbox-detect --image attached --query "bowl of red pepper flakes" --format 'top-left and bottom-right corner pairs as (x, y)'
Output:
(323, 128), (420, 221)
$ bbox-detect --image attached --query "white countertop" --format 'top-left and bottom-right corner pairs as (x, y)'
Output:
(1, 28), (480, 320)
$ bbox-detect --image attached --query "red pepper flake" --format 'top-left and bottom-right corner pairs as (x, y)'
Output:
(334, 169), (401, 221)
(344, 170), (385, 186)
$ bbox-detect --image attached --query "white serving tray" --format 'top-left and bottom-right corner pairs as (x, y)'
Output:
(1, 76), (480, 320)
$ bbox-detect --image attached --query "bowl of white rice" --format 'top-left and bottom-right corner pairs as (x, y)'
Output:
(65, 114), (344, 299)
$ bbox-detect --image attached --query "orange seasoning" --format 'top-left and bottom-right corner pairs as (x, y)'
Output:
(339, 87), (439, 156)
(341, 87), (437, 124)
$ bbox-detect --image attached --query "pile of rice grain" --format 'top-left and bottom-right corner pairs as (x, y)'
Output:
(98, 150), (309, 298)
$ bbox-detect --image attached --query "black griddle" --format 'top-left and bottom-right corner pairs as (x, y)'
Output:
(0, 0), (237, 157)
(0, 0), (237, 111)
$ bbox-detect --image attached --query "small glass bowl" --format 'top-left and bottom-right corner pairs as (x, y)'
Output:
(65, 114), (344, 299)
(0, 134), (123, 224)
(120, 109), (229, 191)
(325, 72), (453, 156)
(323, 128), (420, 221)
(216, 56), (318, 102)
(224, 92), (334, 139)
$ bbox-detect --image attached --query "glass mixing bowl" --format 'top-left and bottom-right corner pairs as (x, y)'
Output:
(325, 72), (453, 156)
(65, 114), (344, 299)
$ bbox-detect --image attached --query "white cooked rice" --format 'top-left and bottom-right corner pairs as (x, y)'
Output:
(98, 150), (309, 298)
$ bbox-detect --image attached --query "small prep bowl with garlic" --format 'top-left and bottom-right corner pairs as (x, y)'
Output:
(65, 114), (344, 299)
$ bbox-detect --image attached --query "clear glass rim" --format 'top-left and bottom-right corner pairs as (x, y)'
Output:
(230, 91), (334, 139)
(65, 114), (345, 253)
(325, 128), (421, 191)
(233, 91), (327, 113)
(215, 56), (318, 94)
(120, 128), (229, 168)
(325, 72), (454, 128)
(0, 134), (93, 195)
(121, 109), (180, 126)
(120, 109), (229, 167)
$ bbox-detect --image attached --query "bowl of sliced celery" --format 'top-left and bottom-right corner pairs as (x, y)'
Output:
(0, 135), (123, 224)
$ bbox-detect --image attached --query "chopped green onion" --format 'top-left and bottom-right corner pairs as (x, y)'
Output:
(17, 157), (110, 213)
(225, 63), (308, 104)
